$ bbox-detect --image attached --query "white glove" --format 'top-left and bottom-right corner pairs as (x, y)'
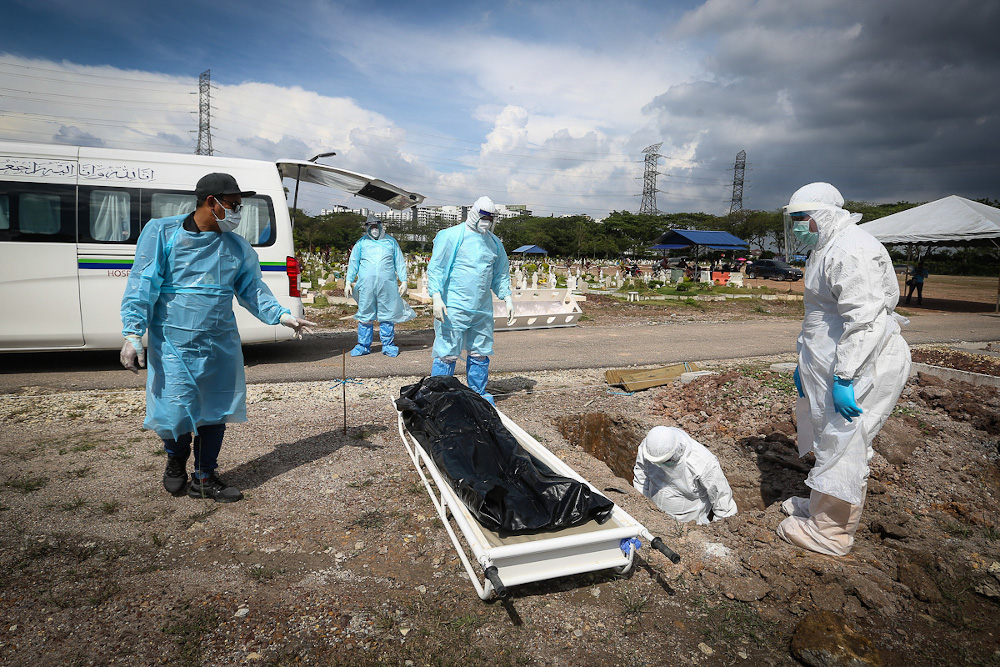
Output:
(504, 295), (515, 326)
(280, 313), (317, 340)
(398, 281), (408, 297)
(344, 281), (353, 300)
(432, 293), (448, 322)
(120, 335), (145, 373)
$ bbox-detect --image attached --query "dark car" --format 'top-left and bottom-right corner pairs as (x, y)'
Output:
(746, 259), (803, 281)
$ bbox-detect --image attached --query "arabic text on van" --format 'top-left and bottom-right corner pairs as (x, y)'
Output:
(0, 158), (154, 181)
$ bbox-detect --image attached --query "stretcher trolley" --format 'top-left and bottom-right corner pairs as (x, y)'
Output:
(395, 403), (681, 600)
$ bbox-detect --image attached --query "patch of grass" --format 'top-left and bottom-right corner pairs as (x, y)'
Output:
(150, 533), (163, 547)
(66, 466), (93, 479)
(59, 497), (88, 513)
(247, 564), (283, 582)
(406, 481), (424, 494)
(148, 448), (166, 456)
(87, 581), (120, 607)
(182, 506), (219, 529)
(100, 500), (122, 515)
(983, 525), (1000, 542)
(578, 315), (591, 322)
(6, 475), (49, 493)
(67, 542), (99, 563)
(69, 441), (96, 453)
(346, 477), (375, 489)
(700, 600), (779, 648)
(349, 509), (390, 529)
(162, 604), (222, 665)
(616, 587), (650, 618)
(937, 517), (973, 538)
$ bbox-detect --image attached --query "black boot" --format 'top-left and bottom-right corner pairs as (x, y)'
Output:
(187, 473), (243, 503)
(163, 456), (189, 496)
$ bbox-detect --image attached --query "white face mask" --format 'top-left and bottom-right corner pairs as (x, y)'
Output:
(366, 224), (384, 240)
(212, 199), (241, 232)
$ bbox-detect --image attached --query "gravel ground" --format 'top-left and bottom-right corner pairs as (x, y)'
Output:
(1, 340), (999, 666)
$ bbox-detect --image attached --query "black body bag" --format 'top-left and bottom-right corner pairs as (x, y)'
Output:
(396, 376), (614, 535)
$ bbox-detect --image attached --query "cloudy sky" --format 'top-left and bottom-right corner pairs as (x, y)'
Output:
(1, 0), (998, 218)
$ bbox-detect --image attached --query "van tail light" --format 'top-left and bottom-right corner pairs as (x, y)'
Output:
(286, 255), (301, 297)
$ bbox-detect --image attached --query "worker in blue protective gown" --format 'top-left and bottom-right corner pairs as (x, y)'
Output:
(344, 214), (415, 357)
(427, 196), (515, 405)
(120, 172), (313, 503)
(776, 182), (911, 556)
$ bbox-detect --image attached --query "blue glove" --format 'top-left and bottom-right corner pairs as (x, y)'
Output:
(793, 367), (804, 397)
(832, 377), (863, 421)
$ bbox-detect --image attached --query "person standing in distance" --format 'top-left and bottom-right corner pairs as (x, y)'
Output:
(778, 182), (911, 556)
(427, 196), (514, 404)
(344, 214), (415, 357)
(120, 172), (314, 502)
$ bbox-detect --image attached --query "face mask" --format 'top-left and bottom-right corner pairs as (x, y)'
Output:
(366, 224), (383, 240)
(213, 203), (241, 232)
(792, 222), (818, 247)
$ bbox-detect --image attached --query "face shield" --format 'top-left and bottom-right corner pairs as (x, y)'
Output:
(783, 202), (823, 249)
(365, 221), (384, 241)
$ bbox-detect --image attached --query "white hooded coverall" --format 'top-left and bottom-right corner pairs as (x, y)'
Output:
(777, 183), (911, 556)
(632, 427), (738, 525)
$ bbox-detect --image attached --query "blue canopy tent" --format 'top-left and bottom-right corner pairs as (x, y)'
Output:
(512, 244), (548, 255)
(650, 229), (748, 268)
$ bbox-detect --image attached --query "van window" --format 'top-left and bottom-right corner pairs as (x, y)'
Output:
(89, 190), (131, 242)
(151, 193), (195, 219)
(0, 183), (74, 242)
(234, 197), (275, 246)
(20, 194), (61, 234)
(144, 192), (275, 247)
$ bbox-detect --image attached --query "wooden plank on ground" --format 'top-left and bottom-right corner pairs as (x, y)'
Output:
(604, 363), (700, 391)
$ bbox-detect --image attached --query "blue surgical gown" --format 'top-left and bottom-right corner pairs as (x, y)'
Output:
(346, 235), (415, 324)
(427, 223), (511, 358)
(120, 215), (290, 440)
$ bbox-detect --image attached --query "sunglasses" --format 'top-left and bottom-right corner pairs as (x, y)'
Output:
(214, 196), (242, 213)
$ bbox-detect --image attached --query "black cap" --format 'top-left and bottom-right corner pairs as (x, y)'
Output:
(195, 172), (256, 199)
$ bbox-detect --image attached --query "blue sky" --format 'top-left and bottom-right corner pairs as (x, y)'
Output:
(1, 0), (998, 218)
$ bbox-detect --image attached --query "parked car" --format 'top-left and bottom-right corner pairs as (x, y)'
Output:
(746, 259), (803, 281)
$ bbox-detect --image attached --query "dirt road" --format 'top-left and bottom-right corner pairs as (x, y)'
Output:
(1, 310), (997, 394)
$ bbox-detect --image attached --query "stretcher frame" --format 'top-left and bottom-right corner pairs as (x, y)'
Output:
(396, 402), (677, 600)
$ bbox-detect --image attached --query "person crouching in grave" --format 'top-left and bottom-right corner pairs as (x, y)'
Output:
(633, 426), (738, 524)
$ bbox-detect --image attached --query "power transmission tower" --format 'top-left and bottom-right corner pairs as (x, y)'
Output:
(639, 143), (662, 215)
(729, 150), (746, 215)
(196, 70), (213, 156)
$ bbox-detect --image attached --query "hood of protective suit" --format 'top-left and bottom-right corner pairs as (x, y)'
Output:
(787, 182), (862, 250)
(363, 213), (385, 241)
(465, 196), (497, 233)
(641, 426), (691, 466)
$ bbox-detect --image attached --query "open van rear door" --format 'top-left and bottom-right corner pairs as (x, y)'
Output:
(276, 160), (425, 211)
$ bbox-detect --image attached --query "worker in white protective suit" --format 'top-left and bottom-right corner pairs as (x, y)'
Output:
(344, 214), (415, 357)
(777, 182), (911, 556)
(427, 196), (515, 405)
(632, 426), (738, 525)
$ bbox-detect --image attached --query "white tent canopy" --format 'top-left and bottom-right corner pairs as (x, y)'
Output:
(858, 195), (1000, 245)
(859, 195), (1000, 312)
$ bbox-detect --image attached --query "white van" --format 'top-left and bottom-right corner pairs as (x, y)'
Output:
(0, 142), (423, 352)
